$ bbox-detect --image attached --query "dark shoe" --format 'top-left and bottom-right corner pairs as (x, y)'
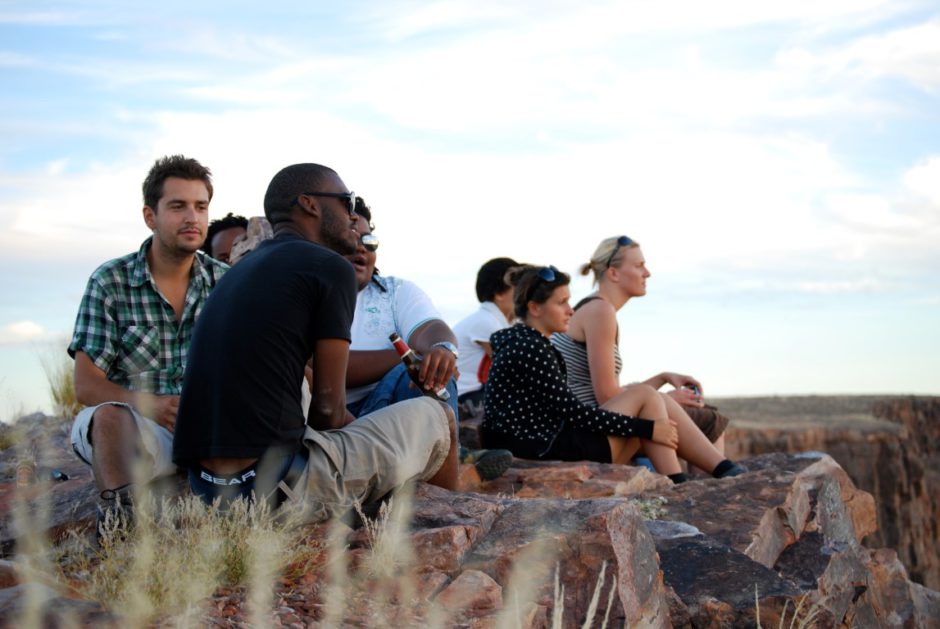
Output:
(714, 462), (747, 479)
(96, 485), (134, 545)
(460, 447), (513, 481)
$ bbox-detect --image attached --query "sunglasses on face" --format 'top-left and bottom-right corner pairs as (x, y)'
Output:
(300, 191), (357, 217)
(360, 233), (379, 252)
(605, 235), (635, 268)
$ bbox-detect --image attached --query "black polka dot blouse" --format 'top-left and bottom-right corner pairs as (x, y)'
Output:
(483, 323), (655, 456)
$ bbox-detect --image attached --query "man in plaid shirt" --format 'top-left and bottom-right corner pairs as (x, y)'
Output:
(68, 155), (226, 525)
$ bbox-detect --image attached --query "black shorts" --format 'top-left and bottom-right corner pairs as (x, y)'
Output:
(544, 427), (612, 464)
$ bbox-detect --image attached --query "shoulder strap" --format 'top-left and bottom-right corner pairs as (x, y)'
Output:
(573, 295), (602, 311)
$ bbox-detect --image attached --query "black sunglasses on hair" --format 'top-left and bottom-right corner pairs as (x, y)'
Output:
(605, 235), (635, 268)
(360, 233), (379, 252)
(300, 191), (357, 217)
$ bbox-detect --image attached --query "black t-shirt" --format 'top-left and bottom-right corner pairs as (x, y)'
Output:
(173, 232), (356, 466)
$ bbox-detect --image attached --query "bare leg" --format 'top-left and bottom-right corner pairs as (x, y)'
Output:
(602, 384), (682, 475)
(607, 435), (641, 465)
(640, 440), (683, 475)
(662, 394), (724, 473)
(713, 434), (726, 456)
(89, 404), (141, 491)
(427, 405), (459, 490)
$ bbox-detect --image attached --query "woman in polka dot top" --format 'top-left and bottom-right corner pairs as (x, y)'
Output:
(482, 265), (745, 483)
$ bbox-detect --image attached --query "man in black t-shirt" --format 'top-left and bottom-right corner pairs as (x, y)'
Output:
(173, 163), (458, 517)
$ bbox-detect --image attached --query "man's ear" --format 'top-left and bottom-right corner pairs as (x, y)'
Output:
(143, 205), (156, 230)
(296, 194), (320, 219)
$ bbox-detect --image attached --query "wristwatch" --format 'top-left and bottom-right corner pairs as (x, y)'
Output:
(430, 341), (459, 359)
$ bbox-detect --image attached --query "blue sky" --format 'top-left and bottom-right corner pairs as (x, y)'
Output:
(1, 1), (939, 419)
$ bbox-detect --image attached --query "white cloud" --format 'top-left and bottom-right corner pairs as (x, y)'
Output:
(0, 321), (49, 345)
(903, 155), (940, 204)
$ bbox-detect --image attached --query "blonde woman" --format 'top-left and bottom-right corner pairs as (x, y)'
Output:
(552, 235), (733, 469)
(483, 265), (744, 482)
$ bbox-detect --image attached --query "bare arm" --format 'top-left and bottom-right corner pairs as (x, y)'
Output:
(74, 351), (179, 431)
(346, 349), (401, 387)
(477, 340), (493, 357)
(579, 301), (626, 406)
(408, 319), (459, 392)
(308, 338), (354, 430)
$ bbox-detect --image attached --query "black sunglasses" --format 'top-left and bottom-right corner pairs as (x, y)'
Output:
(360, 233), (379, 252)
(300, 191), (357, 217)
(605, 235), (635, 268)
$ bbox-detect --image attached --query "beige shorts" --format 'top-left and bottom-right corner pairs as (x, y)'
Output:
(70, 402), (176, 482)
(291, 397), (451, 522)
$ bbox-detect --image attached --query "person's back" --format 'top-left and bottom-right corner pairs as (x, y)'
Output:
(174, 233), (354, 464)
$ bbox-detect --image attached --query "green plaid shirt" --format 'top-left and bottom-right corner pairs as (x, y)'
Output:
(68, 237), (227, 395)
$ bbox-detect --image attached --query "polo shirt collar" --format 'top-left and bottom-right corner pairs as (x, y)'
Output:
(481, 300), (510, 325)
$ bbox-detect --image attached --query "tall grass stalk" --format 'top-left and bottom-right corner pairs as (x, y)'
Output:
(38, 340), (82, 420)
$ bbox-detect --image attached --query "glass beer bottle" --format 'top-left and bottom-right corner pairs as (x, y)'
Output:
(389, 332), (451, 402)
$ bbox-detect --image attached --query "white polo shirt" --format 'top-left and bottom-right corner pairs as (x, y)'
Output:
(347, 275), (442, 404)
(452, 301), (512, 397)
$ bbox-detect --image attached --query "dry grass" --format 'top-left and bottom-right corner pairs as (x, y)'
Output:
(38, 342), (82, 421)
(755, 586), (825, 629)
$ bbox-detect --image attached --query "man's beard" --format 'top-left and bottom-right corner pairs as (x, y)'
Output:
(320, 208), (357, 255)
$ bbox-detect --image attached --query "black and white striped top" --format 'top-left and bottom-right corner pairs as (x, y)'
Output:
(550, 332), (623, 407)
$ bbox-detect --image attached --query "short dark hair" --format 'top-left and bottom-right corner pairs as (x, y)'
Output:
(475, 257), (519, 303)
(263, 163), (337, 224)
(354, 195), (373, 226)
(510, 265), (571, 319)
(202, 212), (248, 255)
(142, 155), (213, 210)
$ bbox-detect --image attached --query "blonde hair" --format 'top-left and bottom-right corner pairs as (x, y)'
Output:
(580, 235), (640, 284)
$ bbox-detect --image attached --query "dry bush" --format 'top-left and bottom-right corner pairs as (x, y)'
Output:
(16, 483), (618, 627)
(38, 341), (82, 421)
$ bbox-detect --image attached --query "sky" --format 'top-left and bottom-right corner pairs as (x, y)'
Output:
(1, 1), (939, 420)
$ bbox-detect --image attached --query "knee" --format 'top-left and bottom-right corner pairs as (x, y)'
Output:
(626, 383), (659, 402)
(89, 404), (134, 438)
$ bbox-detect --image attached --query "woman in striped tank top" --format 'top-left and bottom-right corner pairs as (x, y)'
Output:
(552, 236), (737, 477)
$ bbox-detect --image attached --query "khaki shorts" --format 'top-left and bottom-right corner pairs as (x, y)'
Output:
(682, 404), (730, 443)
(289, 397), (451, 522)
(70, 402), (176, 482)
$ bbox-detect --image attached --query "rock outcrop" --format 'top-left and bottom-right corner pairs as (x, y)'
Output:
(2, 405), (939, 627)
(719, 395), (940, 591)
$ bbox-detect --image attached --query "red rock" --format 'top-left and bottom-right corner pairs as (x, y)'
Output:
(0, 559), (16, 589)
(435, 569), (502, 613)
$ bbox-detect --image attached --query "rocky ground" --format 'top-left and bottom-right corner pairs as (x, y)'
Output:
(0, 396), (937, 627)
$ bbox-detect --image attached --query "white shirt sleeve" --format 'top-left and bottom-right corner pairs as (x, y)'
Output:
(393, 278), (442, 343)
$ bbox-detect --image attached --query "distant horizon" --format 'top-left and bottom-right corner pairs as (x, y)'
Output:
(2, 2), (939, 419)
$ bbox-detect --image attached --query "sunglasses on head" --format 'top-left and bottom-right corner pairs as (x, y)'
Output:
(360, 233), (379, 252)
(299, 191), (357, 217)
(524, 265), (560, 302)
(605, 235), (635, 268)
(536, 265), (558, 282)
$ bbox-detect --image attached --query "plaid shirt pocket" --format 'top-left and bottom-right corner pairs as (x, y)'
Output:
(118, 325), (161, 375)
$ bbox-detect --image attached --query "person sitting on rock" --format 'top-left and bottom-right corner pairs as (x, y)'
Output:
(551, 235), (731, 470)
(452, 257), (520, 422)
(342, 198), (513, 481)
(482, 265), (745, 483)
(201, 212), (248, 264)
(68, 155), (227, 532)
(173, 163), (458, 516)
